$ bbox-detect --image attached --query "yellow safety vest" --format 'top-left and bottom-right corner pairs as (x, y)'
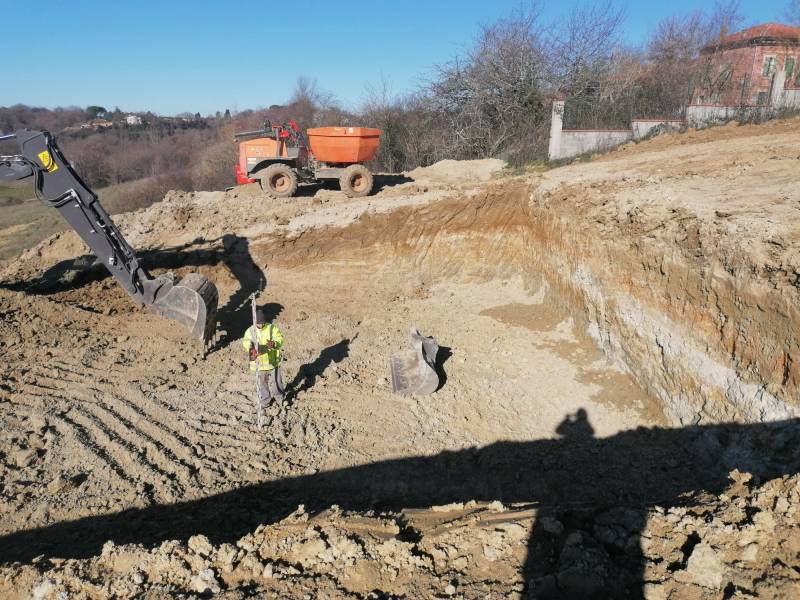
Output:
(243, 323), (284, 371)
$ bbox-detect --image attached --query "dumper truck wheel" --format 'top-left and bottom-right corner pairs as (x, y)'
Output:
(339, 164), (373, 198)
(259, 164), (298, 198)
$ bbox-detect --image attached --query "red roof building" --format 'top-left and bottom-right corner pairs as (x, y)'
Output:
(695, 23), (800, 106)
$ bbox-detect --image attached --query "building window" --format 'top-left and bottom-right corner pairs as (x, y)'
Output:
(762, 56), (777, 77)
(756, 91), (769, 105)
(786, 57), (796, 77)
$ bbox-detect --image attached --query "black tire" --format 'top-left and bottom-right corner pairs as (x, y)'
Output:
(259, 163), (298, 198)
(339, 164), (373, 198)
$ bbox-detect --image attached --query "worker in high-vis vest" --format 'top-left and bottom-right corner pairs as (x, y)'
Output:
(243, 309), (285, 407)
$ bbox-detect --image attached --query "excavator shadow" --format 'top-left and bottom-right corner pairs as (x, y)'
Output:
(213, 234), (268, 349)
(0, 234), (268, 350)
(1, 413), (798, 598)
(0, 237), (224, 295)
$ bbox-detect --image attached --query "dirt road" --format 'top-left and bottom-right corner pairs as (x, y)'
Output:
(1, 122), (799, 598)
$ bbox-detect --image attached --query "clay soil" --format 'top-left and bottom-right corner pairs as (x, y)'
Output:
(0, 123), (799, 599)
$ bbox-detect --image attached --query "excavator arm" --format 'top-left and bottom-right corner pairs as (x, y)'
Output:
(0, 129), (218, 344)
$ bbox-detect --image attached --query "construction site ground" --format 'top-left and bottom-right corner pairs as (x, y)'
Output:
(1, 119), (799, 599)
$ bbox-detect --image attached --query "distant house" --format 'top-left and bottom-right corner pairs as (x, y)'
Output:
(696, 23), (800, 106)
(81, 118), (114, 130)
(125, 114), (143, 126)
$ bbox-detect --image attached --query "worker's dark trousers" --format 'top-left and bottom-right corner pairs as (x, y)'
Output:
(257, 367), (285, 407)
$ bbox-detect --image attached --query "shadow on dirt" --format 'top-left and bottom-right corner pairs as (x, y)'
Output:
(0, 237), (226, 295)
(1, 414), (798, 598)
(554, 407), (594, 438)
(373, 173), (413, 194)
(435, 344), (453, 390)
(213, 234), (268, 349)
(257, 302), (283, 323)
(286, 173), (412, 198)
(294, 182), (325, 197)
(0, 235), (270, 351)
(287, 337), (352, 398)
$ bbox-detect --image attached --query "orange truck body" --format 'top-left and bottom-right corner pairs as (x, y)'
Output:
(306, 127), (382, 163)
(238, 137), (297, 178)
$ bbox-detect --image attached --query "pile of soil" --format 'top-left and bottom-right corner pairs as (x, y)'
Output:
(406, 158), (507, 184)
(4, 468), (798, 599)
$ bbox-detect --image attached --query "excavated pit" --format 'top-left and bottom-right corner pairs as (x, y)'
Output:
(257, 181), (799, 425)
(1, 127), (800, 598)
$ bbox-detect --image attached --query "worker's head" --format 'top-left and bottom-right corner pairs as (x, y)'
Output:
(256, 309), (266, 326)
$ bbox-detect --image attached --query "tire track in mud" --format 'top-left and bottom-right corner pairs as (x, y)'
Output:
(30, 362), (203, 460)
(64, 406), (169, 503)
(17, 370), (176, 492)
(20, 358), (293, 490)
(78, 398), (196, 487)
(10, 379), (151, 498)
(18, 366), (204, 497)
(49, 412), (137, 493)
(85, 392), (199, 477)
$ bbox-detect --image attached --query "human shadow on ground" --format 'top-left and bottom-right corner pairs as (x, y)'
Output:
(1, 413), (798, 599)
(257, 302), (283, 323)
(286, 337), (352, 399)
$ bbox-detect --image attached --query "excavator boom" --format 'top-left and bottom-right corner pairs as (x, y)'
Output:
(0, 129), (218, 344)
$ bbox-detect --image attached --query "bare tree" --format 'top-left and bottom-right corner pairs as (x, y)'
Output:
(359, 77), (449, 172)
(545, 1), (629, 129)
(361, 76), (408, 172)
(546, 1), (626, 95)
(426, 3), (550, 161)
(648, 12), (708, 63)
(783, 0), (800, 26)
(706, 0), (747, 40)
(640, 1), (748, 114)
(648, 1), (746, 61)
(289, 76), (341, 127)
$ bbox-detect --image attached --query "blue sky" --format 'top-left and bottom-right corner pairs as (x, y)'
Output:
(1, 0), (791, 115)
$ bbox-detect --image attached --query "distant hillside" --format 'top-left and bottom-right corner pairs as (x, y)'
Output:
(0, 99), (344, 262)
(0, 104), (237, 201)
(0, 96), (361, 214)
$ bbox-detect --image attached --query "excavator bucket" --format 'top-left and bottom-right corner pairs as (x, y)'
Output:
(148, 273), (219, 344)
(390, 328), (441, 395)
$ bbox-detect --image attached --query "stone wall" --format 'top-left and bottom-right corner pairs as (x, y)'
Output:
(548, 101), (683, 161)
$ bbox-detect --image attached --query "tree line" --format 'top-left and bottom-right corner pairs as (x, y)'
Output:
(262, 1), (778, 170)
(358, 0), (753, 169)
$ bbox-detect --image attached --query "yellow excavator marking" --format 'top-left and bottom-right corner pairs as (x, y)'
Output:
(37, 150), (59, 172)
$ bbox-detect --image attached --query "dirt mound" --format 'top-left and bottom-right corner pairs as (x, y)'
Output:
(406, 158), (506, 184)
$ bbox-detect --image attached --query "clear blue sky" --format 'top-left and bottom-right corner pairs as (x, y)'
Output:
(1, 0), (790, 115)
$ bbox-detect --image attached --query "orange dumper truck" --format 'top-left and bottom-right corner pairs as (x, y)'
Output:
(234, 119), (382, 198)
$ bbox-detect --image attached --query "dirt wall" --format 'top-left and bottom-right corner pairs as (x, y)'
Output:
(256, 182), (798, 424)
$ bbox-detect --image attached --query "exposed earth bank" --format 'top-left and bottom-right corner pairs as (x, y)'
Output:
(1, 120), (799, 598)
